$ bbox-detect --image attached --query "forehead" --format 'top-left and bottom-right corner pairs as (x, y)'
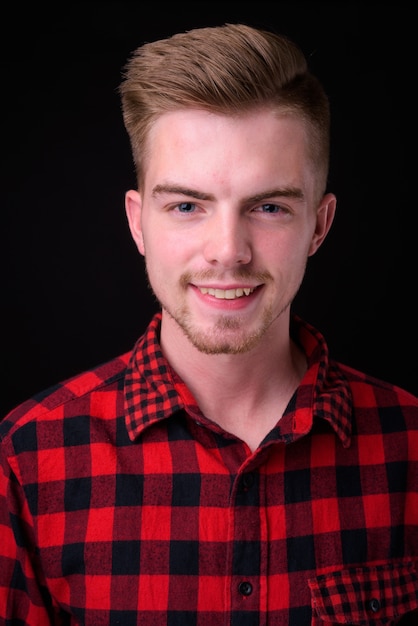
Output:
(145, 108), (313, 188)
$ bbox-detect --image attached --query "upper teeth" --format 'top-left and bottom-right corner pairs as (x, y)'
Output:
(199, 287), (254, 299)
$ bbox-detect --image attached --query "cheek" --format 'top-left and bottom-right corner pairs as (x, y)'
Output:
(144, 231), (186, 271)
(263, 234), (313, 286)
(159, 227), (199, 260)
(263, 230), (311, 262)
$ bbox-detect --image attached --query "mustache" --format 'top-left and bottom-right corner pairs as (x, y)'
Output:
(180, 268), (273, 288)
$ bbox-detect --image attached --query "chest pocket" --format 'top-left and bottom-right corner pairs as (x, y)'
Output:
(308, 560), (418, 625)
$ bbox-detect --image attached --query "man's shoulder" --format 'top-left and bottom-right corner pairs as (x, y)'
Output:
(336, 361), (418, 412)
(0, 351), (132, 441)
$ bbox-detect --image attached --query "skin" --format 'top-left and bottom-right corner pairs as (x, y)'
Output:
(126, 107), (336, 450)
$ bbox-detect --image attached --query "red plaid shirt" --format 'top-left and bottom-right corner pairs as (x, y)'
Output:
(1, 312), (417, 625)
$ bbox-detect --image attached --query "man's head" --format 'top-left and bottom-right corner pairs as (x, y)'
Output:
(119, 23), (330, 203)
(122, 24), (336, 357)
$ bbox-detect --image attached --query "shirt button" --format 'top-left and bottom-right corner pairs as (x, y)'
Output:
(367, 598), (381, 613)
(238, 581), (253, 596)
(241, 473), (255, 491)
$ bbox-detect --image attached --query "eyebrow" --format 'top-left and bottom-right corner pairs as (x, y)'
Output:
(152, 184), (214, 201)
(151, 183), (304, 203)
(246, 187), (304, 203)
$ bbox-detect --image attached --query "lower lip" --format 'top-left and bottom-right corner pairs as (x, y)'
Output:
(191, 285), (261, 311)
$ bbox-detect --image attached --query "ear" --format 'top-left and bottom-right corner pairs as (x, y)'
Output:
(125, 189), (145, 256)
(308, 192), (337, 257)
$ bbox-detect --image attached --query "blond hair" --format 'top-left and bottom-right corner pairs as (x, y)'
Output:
(119, 23), (330, 195)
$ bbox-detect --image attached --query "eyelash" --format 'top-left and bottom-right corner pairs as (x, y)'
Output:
(255, 203), (281, 214)
(175, 202), (287, 215)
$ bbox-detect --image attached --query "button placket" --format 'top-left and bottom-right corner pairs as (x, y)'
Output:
(230, 468), (260, 613)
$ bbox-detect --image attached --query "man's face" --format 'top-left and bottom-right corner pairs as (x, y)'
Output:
(126, 108), (335, 355)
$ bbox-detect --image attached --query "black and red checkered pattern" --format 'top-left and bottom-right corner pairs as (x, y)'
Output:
(1, 313), (417, 625)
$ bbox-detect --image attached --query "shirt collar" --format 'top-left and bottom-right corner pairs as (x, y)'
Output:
(288, 314), (353, 447)
(124, 312), (352, 446)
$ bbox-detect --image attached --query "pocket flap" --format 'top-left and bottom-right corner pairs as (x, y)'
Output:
(308, 561), (418, 624)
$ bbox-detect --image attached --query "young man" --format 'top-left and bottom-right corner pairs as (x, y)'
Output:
(1, 23), (417, 626)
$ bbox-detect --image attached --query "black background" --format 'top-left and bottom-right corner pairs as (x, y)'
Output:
(2, 2), (417, 416)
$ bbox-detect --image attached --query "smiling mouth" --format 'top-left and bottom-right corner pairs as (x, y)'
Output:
(197, 286), (256, 300)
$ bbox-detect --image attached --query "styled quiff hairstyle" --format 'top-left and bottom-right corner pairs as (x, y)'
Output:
(120, 23), (330, 196)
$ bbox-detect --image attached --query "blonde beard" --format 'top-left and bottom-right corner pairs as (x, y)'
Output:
(146, 266), (299, 355)
(166, 301), (290, 354)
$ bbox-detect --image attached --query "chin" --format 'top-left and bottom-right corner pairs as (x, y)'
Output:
(184, 323), (270, 355)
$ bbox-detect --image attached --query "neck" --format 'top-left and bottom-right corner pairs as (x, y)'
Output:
(160, 312), (306, 451)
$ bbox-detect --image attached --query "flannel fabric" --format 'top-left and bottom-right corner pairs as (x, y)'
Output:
(1, 312), (417, 625)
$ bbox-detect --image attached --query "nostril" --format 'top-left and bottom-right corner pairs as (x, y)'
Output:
(204, 239), (251, 266)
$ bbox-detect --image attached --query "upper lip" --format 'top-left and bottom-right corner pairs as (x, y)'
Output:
(193, 283), (260, 290)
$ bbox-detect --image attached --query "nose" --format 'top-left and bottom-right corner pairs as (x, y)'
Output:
(203, 211), (252, 267)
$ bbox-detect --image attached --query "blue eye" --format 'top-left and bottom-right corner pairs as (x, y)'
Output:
(177, 202), (196, 213)
(260, 204), (280, 213)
